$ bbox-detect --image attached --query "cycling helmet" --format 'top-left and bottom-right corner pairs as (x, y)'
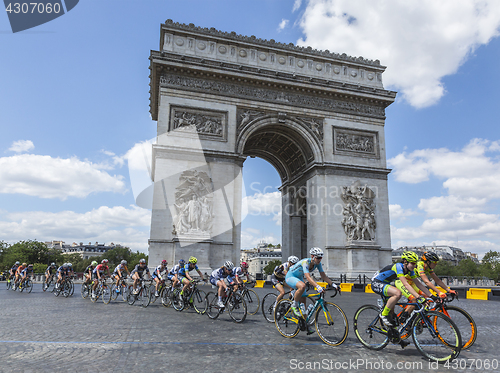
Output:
(51, 262), (56, 266)
(240, 262), (249, 269)
(62, 263), (68, 268)
(102, 259), (109, 264)
(309, 247), (324, 258)
(188, 257), (197, 264)
(91, 261), (98, 266)
(28, 264), (33, 268)
(139, 258), (146, 264)
(422, 251), (439, 263)
(15, 261), (20, 265)
(401, 251), (418, 263)
(287, 256), (299, 264)
(179, 259), (185, 265)
(67, 263), (72, 267)
(224, 261), (234, 270)
(121, 260), (127, 265)
(161, 259), (167, 265)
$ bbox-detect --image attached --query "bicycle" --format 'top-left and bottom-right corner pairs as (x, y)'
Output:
(236, 281), (260, 315)
(18, 277), (34, 293)
(111, 276), (129, 302)
(6, 274), (14, 290)
(394, 293), (477, 350)
(262, 284), (314, 323)
(206, 285), (247, 323)
(274, 286), (348, 346)
(148, 278), (170, 304)
(54, 276), (73, 298)
(90, 277), (111, 304)
(81, 280), (91, 299)
(126, 278), (151, 307)
(42, 274), (56, 292)
(353, 296), (462, 363)
(161, 281), (179, 308)
(171, 280), (208, 314)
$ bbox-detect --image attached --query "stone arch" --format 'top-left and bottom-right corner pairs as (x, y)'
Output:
(236, 116), (324, 184)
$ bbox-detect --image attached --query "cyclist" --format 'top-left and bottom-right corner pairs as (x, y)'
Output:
(83, 261), (98, 286)
(19, 264), (33, 287)
(371, 251), (431, 326)
(285, 248), (336, 326)
(15, 262), (28, 287)
(112, 260), (130, 293)
(66, 263), (75, 278)
(44, 262), (57, 286)
(272, 256), (299, 308)
(178, 257), (205, 298)
(398, 251), (457, 322)
(55, 263), (69, 289)
(167, 259), (185, 288)
(209, 261), (234, 308)
(152, 259), (168, 297)
(92, 259), (110, 296)
(131, 258), (150, 294)
(229, 261), (252, 288)
(8, 261), (20, 285)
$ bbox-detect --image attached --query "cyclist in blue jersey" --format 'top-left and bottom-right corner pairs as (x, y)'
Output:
(167, 259), (185, 288)
(178, 257), (205, 298)
(285, 248), (336, 319)
(8, 261), (20, 285)
(210, 261), (235, 308)
(19, 264), (33, 287)
(44, 262), (57, 286)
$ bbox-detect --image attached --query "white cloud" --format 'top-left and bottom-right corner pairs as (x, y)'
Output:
(0, 205), (151, 252)
(241, 228), (280, 250)
(0, 154), (126, 200)
(8, 140), (34, 153)
(297, 0), (500, 108)
(389, 204), (417, 222)
(293, 0), (302, 12)
(278, 19), (289, 32)
(243, 191), (281, 223)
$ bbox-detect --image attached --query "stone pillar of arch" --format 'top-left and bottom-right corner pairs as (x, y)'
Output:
(147, 20), (396, 277)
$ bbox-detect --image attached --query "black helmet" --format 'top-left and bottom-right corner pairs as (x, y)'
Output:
(422, 251), (439, 263)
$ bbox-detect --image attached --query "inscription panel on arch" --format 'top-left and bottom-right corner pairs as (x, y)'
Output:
(333, 127), (379, 158)
(169, 106), (228, 142)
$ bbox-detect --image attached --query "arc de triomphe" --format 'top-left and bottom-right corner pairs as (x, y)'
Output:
(147, 20), (396, 277)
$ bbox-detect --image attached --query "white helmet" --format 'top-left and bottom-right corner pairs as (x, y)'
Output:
(309, 247), (324, 257)
(224, 261), (234, 270)
(287, 256), (299, 264)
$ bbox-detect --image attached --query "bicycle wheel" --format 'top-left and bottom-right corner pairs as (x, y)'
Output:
(274, 299), (300, 338)
(81, 283), (90, 299)
(261, 293), (278, 323)
(102, 284), (111, 304)
(438, 305), (477, 350)
(121, 284), (129, 302)
(161, 286), (173, 308)
(42, 281), (48, 292)
(62, 282), (71, 297)
(242, 289), (260, 315)
(205, 292), (221, 319)
(228, 292), (247, 323)
(69, 280), (75, 296)
(6, 279), (11, 290)
(314, 301), (349, 346)
(171, 289), (184, 311)
(353, 305), (389, 350)
(140, 286), (151, 307)
(412, 311), (461, 363)
(90, 287), (99, 303)
(26, 280), (33, 293)
(193, 289), (208, 314)
(127, 286), (137, 305)
(110, 284), (118, 300)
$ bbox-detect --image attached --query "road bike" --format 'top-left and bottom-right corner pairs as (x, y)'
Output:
(42, 274), (56, 292)
(236, 281), (260, 315)
(54, 276), (73, 298)
(18, 277), (33, 293)
(274, 287), (348, 346)
(262, 284), (314, 323)
(126, 278), (152, 307)
(90, 277), (111, 304)
(206, 285), (247, 323)
(111, 276), (129, 302)
(171, 280), (208, 314)
(353, 296), (462, 363)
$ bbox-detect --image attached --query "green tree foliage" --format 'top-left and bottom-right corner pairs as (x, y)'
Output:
(263, 259), (281, 276)
(0, 240), (64, 270)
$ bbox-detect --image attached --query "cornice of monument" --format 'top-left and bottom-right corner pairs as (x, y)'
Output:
(161, 19), (384, 69)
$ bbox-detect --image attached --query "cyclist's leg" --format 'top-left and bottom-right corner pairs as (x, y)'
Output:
(285, 275), (307, 316)
(275, 283), (286, 304)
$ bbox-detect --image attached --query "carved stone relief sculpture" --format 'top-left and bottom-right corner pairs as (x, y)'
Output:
(333, 127), (378, 158)
(170, 106), (227, 141)
(173, 170), (214, 236)
(341, 180), (376, 242)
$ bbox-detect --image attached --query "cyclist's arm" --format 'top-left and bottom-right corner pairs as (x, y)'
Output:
(429, 272), (451, 293)
(412, 277), (433, 297)
(419, 271), (441, 295)
(304, 272), (319, 289)
(319, 271), (334, 287)
(196, 269), (204, 281)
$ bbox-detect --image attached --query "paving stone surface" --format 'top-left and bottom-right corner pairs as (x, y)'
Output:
(0, 283), (498, 373)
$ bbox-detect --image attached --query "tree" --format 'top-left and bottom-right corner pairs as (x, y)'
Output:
(263, 260), (281, 276)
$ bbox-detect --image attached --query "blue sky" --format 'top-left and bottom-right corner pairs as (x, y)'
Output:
(1, 1), (500, 258)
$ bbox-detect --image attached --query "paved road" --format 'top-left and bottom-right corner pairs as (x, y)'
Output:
(0, 283), (498, 373)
